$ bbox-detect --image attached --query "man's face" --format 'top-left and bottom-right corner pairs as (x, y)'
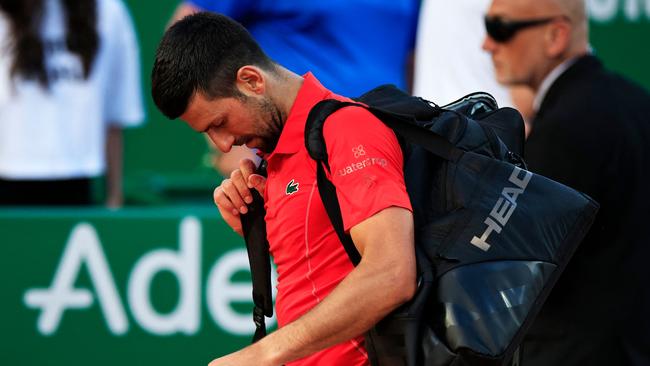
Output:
(180, 91), (283, 155)
(482, 0), (562, 88)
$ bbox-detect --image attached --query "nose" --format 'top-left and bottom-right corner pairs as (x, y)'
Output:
(206, 129), (234, 153)
(482, 34), (496, 53)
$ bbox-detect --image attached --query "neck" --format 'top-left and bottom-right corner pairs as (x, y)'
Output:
(268, 67), (304, 127)
(531, 47), (588, 92)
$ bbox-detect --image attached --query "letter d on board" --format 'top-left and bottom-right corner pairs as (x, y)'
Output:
(128, 217), (201, 335)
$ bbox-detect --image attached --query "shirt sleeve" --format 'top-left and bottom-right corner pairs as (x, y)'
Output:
(323, 106), (412, 232)
(102, 0), (145, 127)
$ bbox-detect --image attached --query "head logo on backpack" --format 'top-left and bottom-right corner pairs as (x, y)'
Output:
(470, 165), (532, 252)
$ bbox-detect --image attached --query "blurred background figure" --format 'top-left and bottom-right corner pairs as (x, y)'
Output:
(413, 0), (535, 134)
(483, 0), (650, 365)
(0, 0), (144, 207)
(169, 0), (420, 175)
(414, 0), (512, 106)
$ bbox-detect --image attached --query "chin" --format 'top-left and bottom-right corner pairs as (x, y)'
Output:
(255, 139), (274, 154)
(495, 73), (512, 86)
(245, 138), (262, 151)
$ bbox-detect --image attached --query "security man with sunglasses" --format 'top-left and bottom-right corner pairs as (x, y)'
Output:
(483, 0), (650, 365)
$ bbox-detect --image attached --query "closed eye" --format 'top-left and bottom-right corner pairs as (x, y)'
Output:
(201, 118), (224, 133)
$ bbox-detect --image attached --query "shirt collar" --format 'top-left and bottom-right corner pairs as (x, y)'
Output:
(268, 73), (334, 158)
(533, 56), (581, 113)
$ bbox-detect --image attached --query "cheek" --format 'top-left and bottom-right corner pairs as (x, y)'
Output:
(491, 48), (511, 78)
(514, 36), (540, 67)
(246, 110), (265, 134)
(229, 109), (255, 136)
(501, 45), (528, 77)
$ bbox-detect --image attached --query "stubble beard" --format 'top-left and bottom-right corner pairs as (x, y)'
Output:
(254, 96), (284, 154)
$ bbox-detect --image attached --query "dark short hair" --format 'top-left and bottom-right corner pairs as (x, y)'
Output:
(151, 12), (275, 119)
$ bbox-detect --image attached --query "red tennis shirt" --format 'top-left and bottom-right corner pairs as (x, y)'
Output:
(264, 73), (412, 365)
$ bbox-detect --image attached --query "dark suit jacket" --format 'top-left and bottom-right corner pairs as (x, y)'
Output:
(522, 55), (650, 366)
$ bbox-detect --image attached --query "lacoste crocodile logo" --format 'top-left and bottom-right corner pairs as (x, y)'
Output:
(285, 179), (299, 195)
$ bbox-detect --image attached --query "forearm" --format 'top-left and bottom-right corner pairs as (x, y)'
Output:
(256, 208), (416, 365)
(106, 126), (123, 208)
(257, 259), (414, 365)
(208, 208), (416, 366)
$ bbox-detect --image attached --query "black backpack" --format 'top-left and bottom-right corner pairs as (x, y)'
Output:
(241, 85), (599, 366)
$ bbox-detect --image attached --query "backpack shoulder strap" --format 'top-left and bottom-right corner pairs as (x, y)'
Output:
(305, 100), (363, 265)
(304, 99), (465, 265)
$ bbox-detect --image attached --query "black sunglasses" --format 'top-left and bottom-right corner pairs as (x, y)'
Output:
(484, 15), (564, 43)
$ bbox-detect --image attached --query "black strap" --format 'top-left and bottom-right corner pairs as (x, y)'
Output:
(305, 100), (357, 161)
(316, 161), (362, 265)
(366, 107), (463, 163)
(240, 162), (273, 343)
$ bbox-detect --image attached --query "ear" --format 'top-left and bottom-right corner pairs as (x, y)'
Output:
(235, 66), (266, 96)
(545, 20), (571, 58)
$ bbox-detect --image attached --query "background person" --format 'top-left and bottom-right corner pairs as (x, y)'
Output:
(413, 0), (536, 133)
(0, 0), (144, 207)
(414, 0), (512, 106)
(152, 12), (416, 365)
(483, 0), (650, 364)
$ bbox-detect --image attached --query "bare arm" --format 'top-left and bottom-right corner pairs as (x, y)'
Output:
(106, 125), (123, 208)
(208, 206), (416, 366)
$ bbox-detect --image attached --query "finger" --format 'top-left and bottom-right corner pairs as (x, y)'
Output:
(248, 174), (266, 196)
(216, 204), (243, 235)
(239, 158), (258, 188)
(219, 179), (248, 215)
(230, 169), (253, 204)
(214, 187), (243, 235)
(213, 185), (237, 216)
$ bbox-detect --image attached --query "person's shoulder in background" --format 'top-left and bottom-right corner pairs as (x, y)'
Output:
(97, 0), (145, 127)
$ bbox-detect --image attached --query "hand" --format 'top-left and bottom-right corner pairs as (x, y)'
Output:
(213, 159), (266, 235)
